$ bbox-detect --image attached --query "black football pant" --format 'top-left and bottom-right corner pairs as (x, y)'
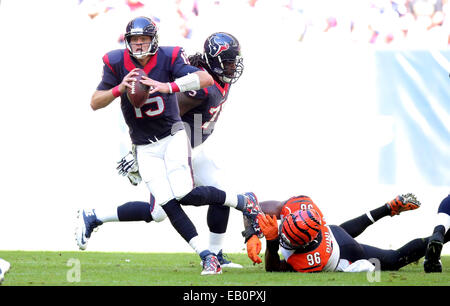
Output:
(331, 203), (432, 270)
(330, 225), (430, 271)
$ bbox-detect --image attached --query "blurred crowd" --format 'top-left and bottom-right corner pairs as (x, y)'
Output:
(77, 0), (450, 49)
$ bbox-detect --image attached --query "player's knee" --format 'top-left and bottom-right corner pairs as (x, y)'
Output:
(178, 188), (205, 206)
(152, 213), (167, 223)
(178, 186), (226, 206)
(174, 187), (192, 202)
(150, 204), (167, 222)
(168, 169), (194, 200)
(145, 181), (174, 207)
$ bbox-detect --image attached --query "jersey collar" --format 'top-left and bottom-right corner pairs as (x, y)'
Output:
(124, 49), (158, 74)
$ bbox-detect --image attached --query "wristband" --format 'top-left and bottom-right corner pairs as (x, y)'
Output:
(173, 73), (200, 93)
(112, 86), (121, 97)
(167, 82), (180, 94)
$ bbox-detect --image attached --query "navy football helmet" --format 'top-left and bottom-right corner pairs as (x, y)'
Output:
(125, 16), (159, 59)
(203, 32), (243, 84)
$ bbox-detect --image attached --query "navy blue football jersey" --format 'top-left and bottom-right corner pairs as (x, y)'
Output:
(181, 78), (230, 148)
(97, 47), (199, 145)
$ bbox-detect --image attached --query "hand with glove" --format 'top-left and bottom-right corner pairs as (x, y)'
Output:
(246, 235), (262, 264)
(116, 148), (142, 186)
(257, 214), (279, 241)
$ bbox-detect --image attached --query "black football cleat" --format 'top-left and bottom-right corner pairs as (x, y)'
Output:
(424, 240), (443, 273)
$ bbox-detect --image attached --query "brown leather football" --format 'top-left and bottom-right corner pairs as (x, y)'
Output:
(127, 69), (150, 108)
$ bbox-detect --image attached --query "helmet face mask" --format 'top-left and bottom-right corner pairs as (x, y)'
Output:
(280, 230), (300, 250)
(203, 32), (244, 84)
(125, 17), (159, 59)
(220, 56), (243, 83)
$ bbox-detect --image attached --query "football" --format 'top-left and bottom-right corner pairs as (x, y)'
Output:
(127, 69), (150, 108)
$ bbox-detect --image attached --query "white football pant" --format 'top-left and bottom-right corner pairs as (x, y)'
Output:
(191, 144), (230, 191)
(136, 130), (194, 207)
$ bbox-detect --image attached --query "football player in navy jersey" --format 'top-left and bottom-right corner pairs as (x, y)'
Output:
(77, 18), (262, 275)
(178, 32), (243, 147)
(179, 33), (246, 268)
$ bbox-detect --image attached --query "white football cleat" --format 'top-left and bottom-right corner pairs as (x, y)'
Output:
(75, 209), (103, 250)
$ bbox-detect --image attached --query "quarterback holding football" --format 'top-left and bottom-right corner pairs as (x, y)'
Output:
(81, 17), (262, 275)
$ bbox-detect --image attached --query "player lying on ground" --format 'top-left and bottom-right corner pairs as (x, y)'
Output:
(423, 194), (450, 273)
(244, 194), (439, 272)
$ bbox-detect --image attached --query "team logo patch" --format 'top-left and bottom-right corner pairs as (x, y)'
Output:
(208, 36), (229, 57)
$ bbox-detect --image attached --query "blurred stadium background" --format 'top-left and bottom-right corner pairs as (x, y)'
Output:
(0, 0), (449, 256)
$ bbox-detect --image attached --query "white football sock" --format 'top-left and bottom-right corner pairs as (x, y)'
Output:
(94, 207), (119, 223)
(188, 235), (209, 255)
(209, 232), (226, 255)
(224, 193), (238, 208)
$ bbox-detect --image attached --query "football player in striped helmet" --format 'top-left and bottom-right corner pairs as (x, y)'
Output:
(245, 194), (447, 273)
(279, 209), (322, 251)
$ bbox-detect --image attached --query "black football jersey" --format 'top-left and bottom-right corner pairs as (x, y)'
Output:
(97, 47), (199, 144)
(181, 78), (230, 148)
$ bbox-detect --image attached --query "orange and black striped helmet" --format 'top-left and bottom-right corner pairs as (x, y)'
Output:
(280, 195), (325, 224)
(279, 209), (322, 250)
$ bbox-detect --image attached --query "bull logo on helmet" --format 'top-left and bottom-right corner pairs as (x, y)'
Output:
(207, 36), (229, 57)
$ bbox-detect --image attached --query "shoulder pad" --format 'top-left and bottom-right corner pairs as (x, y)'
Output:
(158, 46), (188, 64)
(158, 46), (181, 56)
(103, 49), (125, 65)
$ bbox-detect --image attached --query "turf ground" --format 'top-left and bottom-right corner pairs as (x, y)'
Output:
(1, 250), (449, 287)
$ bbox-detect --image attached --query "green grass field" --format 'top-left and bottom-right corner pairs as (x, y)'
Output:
(1, 250), (449, 286)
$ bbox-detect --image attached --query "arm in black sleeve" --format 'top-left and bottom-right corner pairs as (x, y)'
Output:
(264, 238), (294, 272)
(241, 216), (257, 243)
(265, 238), (281, 271)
